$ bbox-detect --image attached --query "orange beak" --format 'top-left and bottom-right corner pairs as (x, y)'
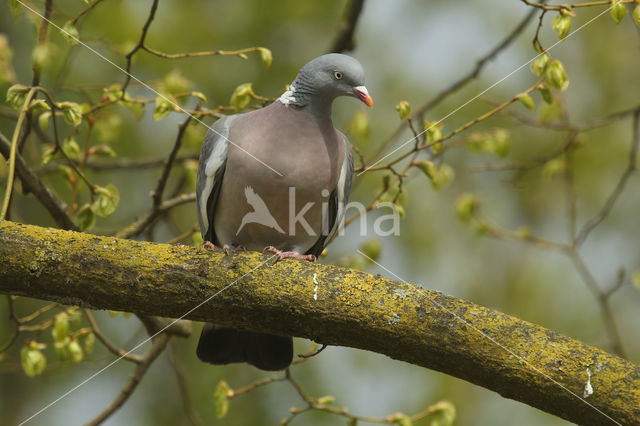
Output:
(353, 85), (374, 107)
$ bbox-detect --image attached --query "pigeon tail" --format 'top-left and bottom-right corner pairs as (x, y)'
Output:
(196, 324), (293, 371)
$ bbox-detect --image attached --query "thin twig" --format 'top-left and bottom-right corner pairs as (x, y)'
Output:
(0, 131), (78, 230)
(1, 88), (37, 220)
(83, 310), (143, 363)
(37, 153), (199, 175)
(360, 83), (541, 172)
(569, 251), (626, 357)
(367, 6), (539, 164)
(152, 115), (192, 207)
(167, 342), (204, 426)
(142, 45), (266, 60)
(85, 333), (171, 426)
(121, 0), (160, 95)
(576, 111), (639, 246)
(115, 192), (196, 239)
(70, 0), (107, 25)
(521, 0), (635, 11)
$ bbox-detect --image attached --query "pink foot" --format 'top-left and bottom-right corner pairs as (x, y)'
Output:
(222, 244), (246, 255)
(263, 246), (316, 263)
(202, 241), (222, 250)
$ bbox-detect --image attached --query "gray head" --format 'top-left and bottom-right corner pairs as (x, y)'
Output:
(279, 54), (373, 109)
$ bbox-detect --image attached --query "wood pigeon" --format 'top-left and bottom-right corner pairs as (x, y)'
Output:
(195, 53), (373, 371)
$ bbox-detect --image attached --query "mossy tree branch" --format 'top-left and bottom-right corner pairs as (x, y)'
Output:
(0, 220), (638, 426)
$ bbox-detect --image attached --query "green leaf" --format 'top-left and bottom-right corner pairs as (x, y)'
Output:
(530, 53), (549, 77)
(230, 83), (253, 109)
(552, 13), (571, 39)
(456, 193), (478, 223)
(77, 204), (96, 231)
(9, 0), (21, 17)
(359, 239), (382, 262)
(517, 93), (535, 111)
(633, 271), (640, 290)
(32, 43), (52, 71)
(41, 146), (56, 165)
(58, 165), (75, 183)
(91, 184), (120, 218)
(466, 129), (510, 157)
(349, 110), (370, 143)
(424, 120), (443, 143)
(538, 97), (562, 122)
(432, 163), (455, 190)
(539, 86), (553, 105)
(347, 418), (358, 426)
(153, 96), (174, 120)
(191, 91), (208, 102)
(257, 47), (272, 68)
(545, 60), (569, 91)
(610, 0), (627, 24)
(516, 226), (532, 240)
(62, 21), (80, 45)
(395, 100), (411, 120)
(90, 144), (117, 158)
(62, 136), (82, 160)
(68, 339), (84, 363)
(95, 113), (123, 142)
(416, 160), (454, 190)
(192, 231), (204, 246)
(633, 5), (640, 26)
(415, 160), (436, 180)
(54, 339), (70, 361)
(58, 101), (83, 127)
(123, 101), (145, 119)
(21, 343), (47, 378)
(38, 111), (52, 131)
(213, 380), (231, 418)
(316, 395), (335, 405)
(28, 99), (50, 112)
(428, 401), (456, 426)
(6, 84), (29, 111)
(542, 157), (566, 180)
(183, 160), (198, 191)
(489, 128), (510, 158)
(69, 309), (82, 325)
(392, 414), (413, 426)
(102, 84), (124, 102)
(161, 69), (191, 95)
(84, 332), (95, 354)
(52, 313), (69, 343)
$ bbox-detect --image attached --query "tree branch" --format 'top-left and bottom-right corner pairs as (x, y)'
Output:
(328, 0), (366, 53)
(0, 221), (638, 425)
(0, 132), (78, 231)
(85, 332), (171, 426)
(367, 5), (539, 164)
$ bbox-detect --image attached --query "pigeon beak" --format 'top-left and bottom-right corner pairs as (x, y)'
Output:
(353, 86), (374, 107)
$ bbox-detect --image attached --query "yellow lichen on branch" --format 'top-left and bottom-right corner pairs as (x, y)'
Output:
(0, 220), (638, 426)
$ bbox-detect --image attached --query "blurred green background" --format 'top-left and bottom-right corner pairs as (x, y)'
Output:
(1, 0), (639, 425)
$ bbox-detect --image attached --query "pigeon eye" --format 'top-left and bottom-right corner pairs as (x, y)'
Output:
(333, 71), (343, 80)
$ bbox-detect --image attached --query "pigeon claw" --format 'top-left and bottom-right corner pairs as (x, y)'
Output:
(222, 244), (246, 255)
(263, 246), (317, 263)
(202, 241), (222, 251)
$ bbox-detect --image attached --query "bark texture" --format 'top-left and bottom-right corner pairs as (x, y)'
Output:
(0, 220), (638, 425)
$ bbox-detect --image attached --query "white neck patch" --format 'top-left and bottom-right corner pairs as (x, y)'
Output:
(278, 84), (297, 106)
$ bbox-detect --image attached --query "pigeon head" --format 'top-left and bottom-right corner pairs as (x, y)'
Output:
(280, 54), (373, 109)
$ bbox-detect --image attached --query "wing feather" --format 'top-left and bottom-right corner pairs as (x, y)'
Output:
(196, 116), (234, 244)
(306, 132), (353, 256)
